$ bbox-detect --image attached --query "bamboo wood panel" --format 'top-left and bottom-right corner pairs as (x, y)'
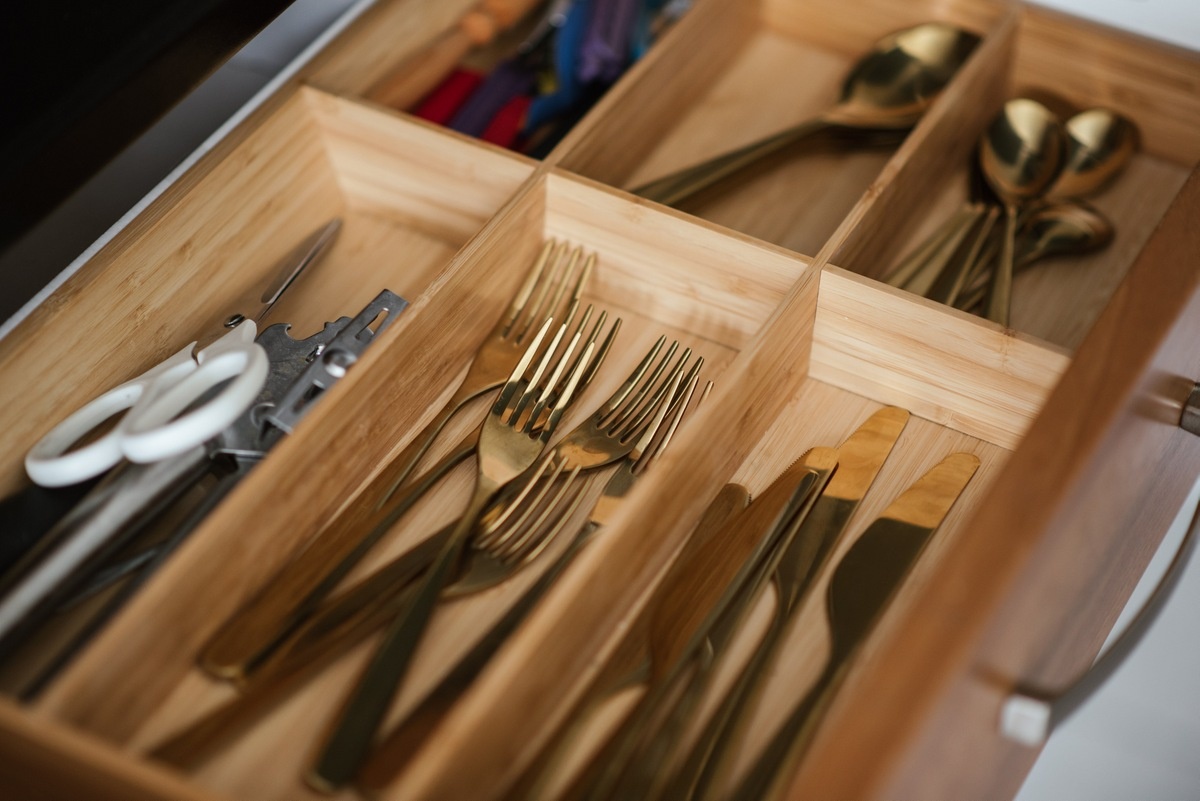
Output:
(31, 174), (809, 751)
(761, 0), (1004, 56)
(0, 700), (218, 801)
(550, 0), (758, 186)
(828, 8), (1197, 351)
(304, 89), (536, 244)
(0, 100), (337, 501)
(543, 172), (809, 350)
(364, 242), (822, 801)
(689, 380), (1009, 795)
(0, 89), (535, 500)
(129, 320), (741, 801)
(1015, 6), (1200, 166)
(31, 191), (549, 741)
(619, 28), (895, 257)
(300, 0), (476, 98)
(465, 382), (1012, 800)
(811, 268), (1069, 450)
(821, 7), (1017, 275)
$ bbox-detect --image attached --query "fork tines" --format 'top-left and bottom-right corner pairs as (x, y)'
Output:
(475, 456), (587, 563)
(597, 337), (703, 447)
(502, 241), (594, 346)
(635, 375), (709, 477)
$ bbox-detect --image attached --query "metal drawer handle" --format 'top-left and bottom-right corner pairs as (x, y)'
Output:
(1000, 384), (1200, 746)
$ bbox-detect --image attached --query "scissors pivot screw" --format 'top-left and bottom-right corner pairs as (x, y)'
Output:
(224, 313), (246, 328)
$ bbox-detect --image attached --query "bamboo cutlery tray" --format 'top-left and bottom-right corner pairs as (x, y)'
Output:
(1, 0), (1199, 799)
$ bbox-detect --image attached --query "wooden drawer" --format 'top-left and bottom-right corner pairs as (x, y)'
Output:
(0, 0), (1198, 799)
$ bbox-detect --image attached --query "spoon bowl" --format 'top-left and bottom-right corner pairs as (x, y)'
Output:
(1048, 108), (1139, 199)
(1018, 199), (1114, 264)
(956, 199), (1114, 311)
(979, 98), (1067, 204)
(979, 98), (1066, 324)
(832, 22), (985, 128)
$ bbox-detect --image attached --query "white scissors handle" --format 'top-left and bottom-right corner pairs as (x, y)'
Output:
(24, 344), (198, 487)
(25, 324), (268, 486)
(120, 324), (268, 464)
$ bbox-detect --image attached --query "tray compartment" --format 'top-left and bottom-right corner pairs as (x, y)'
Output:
(0, 2), (1198, 800)
(349, 198), (1078, 801)
(830, 7), (1200, 350)
(791, 168), (1200, 801)
(27, 171), (814, 801)
(0, 87), (535, 500)
(552, 0), (1010, 257)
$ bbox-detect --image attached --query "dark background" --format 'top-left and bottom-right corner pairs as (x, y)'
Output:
(0, 1), (294, 321)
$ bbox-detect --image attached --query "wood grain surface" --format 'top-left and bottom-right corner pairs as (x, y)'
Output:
(0, 1), (1198, 800)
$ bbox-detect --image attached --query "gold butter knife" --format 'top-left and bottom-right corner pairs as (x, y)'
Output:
(728, 451), (980, 801)
(578, 448), (838, 801)
(667, 407), (910, 800)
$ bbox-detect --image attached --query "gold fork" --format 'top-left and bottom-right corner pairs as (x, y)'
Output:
(308, 316), (593, 792)
(356, 370), (709, 794)
(149, 454), (587, 770)
(385, 240), (591, 497)
(151, 335), (701, 770)
(199, 259), (604, 683)
(264, 335), (702, 673)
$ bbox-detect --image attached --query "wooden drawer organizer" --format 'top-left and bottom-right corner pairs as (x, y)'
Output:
(1, 0), (1199, 799)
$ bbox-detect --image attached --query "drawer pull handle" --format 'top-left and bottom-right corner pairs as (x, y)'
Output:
(1178, 382), (1200, 437)
(1000, 420), (1200, 745)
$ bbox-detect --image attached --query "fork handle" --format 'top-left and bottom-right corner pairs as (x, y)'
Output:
(357, 524), (596, 793)
(199, 426), (479, 681)
(308, 479), (497, 792)
(149, 529), (445, 769)
(375, 382), (486, 504)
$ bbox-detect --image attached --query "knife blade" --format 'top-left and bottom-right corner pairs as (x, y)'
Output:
(668, 407), (910, 800)
(729, 450), (980, 801)
(579, 447), (839, 801)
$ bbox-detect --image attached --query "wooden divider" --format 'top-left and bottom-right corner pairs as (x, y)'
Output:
(2, 1), (1198, 800)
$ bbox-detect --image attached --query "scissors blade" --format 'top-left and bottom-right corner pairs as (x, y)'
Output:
(196, 219), (342, 341)
(12, 459), (253, 699)
(0, 448), (209, 652)
(256, 218), (343, 319)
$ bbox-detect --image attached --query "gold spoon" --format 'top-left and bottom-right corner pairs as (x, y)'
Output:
(955, 199), (1113, 311)
(632, 23), (980, 207)
(979, 98), (1065, 326)
(957, 107), (1134, 300)
(1048, 107), (1139, 199)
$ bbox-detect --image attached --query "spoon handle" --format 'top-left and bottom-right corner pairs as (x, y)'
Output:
(631, 118), (835, 207)
(985, 204), (1018, 326)
(900, 204), (985, 297)
(884, 203), (975, 288)
(925, 205), (999, 305)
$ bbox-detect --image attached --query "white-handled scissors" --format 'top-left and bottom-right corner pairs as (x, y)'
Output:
(25, 219), (342, 488)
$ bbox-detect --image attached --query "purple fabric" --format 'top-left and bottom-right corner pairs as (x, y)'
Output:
(448, 60), (535, 138)
(578, 0), (641, 84)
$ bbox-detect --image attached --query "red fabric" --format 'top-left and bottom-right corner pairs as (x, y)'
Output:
(480, 94), (532, 149)
(413, 69), (484, 126)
